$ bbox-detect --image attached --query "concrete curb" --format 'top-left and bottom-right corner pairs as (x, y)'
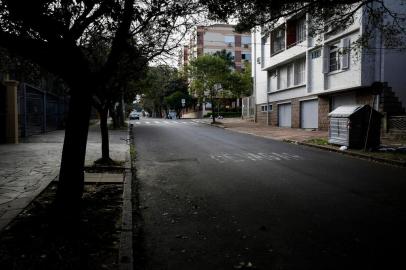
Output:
(119, 150), (134, 270)
(284, 139), (406, 167)
(201, 120), (405, 167)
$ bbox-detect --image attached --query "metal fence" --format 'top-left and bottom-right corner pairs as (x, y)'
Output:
(18, 83), (69, 138)
(242, 96), (255, 119)
(388, 115), (406, 131)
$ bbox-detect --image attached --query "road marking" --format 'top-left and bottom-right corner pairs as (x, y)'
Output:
(154, 121), (160, 124)
(210, 152), (302, 163)
(135, 122), (141, 124)
(163, 121), (170, 124)
(173, 121), (179, 124)
(145, 121), (151, 124)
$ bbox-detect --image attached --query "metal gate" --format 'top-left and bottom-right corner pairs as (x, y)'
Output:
(242, 96), (255, 119)
(18, 83), (69, 138)
(278, 103), (292, 127)
(300, 99), (318, 129)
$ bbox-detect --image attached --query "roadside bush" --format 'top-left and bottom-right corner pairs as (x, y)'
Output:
(205, 112), (241, 118)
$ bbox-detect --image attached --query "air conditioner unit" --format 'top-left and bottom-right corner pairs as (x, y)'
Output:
(243, 44), (249, 49)
(227, 42), (233, 47)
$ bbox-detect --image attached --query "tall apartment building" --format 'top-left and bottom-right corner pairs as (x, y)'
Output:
(252, 1), (406, 130)
(182, 24), (252, 71)
(180, 24), (253, 115)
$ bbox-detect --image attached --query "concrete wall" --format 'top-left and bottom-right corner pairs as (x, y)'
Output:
(252, 3), (406, 130)
(252, 29), (268, 105)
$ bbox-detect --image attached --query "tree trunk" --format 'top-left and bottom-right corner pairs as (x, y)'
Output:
(56, 90), (92, 213)
(110, 106), (118, 129)
(99, 107), (110, 161)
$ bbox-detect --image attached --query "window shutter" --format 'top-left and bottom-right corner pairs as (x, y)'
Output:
(341, 38), (350, 69)
(322, 46), (329, 73)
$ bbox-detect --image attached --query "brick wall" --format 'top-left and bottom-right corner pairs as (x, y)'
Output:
(270, 102), (278, 126)
(318, 96), (330, 130)
(291, 99), (300, 128)
(256, 104), (270, 125)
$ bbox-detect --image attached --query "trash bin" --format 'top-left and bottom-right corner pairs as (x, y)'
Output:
(328, 105), (382, 149)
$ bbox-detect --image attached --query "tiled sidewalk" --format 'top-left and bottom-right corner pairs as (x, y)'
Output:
(0, 125), (129, 231)
(199, 117), (328, 142)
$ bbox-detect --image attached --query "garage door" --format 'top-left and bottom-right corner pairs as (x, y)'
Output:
(301, 99), (318, 129)
(278, 103), (291, 127)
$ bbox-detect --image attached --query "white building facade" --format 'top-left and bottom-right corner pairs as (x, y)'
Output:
(252, 2), (406, 130)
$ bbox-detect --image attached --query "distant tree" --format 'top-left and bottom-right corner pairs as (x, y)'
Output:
(225, 64), (253, 98)
(213, 49), (235, 68)
(0, 0), (204, 211)
(164, 76), (193, 118)
(137, 65), (178, 117)
(189, 54), (230, 123)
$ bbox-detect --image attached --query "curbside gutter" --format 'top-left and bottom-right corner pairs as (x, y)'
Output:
(119, 135), (134, 270)
(284, 139), (406, 167)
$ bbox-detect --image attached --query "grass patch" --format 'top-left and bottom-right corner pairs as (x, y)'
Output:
(108, 123), (128, 130)
(305, 138), (329, 146)
(94, 158), (125, 167)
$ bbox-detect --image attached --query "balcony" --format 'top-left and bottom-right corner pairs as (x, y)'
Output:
(262, 40), (307, 71)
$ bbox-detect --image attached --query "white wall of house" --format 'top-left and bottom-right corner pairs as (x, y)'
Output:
(253, 2), (406, 111)
(253, 29), (268, 105)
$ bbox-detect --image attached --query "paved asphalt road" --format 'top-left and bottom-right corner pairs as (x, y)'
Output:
(132, 118), (406, 270)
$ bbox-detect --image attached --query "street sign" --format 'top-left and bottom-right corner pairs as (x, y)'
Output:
(181, 98), (186, 104)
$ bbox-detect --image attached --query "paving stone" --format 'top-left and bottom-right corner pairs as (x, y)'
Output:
(0, 127), (129, 232)
(84, 173), (123, 183)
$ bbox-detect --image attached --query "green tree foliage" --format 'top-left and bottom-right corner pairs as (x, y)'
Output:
(164, 75), (193, 117)
(225, 64), (253, 98)
(0, 0), (204, 209)
(137, 65), (177, 117)
(189, 54), (230, 123)
(212, 49), (235, 68)
(201, 0), (406, 48)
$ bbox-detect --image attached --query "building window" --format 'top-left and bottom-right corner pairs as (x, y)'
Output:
(273, 58), (306, 90)
(287, 63), (294, 88)
(277, 67), (287, 90)
(329, 44), (341, 72)
(311, 50), (321, 59)
(242, 36), (251, 48)
(294, 58), (306, 85)
(261, 36), (268, 67)
(296, 16), (306, 43)
(261, 105), (268, 112)
(242, 53), (251, 61)
(224, 35), (235, 47)
(271, 26), (285, 55)
(287, 15), (306, 48)
(268, 104), (273, 112)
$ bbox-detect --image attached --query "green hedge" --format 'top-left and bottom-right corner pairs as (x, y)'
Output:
(205, 112), (241, 118)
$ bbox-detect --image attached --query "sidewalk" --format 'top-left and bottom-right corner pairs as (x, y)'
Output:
(0, 124), (129, 231)
(199, 117), (328, 142)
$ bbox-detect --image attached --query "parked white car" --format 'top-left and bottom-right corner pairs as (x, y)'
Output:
(129, 111), (140, 120)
